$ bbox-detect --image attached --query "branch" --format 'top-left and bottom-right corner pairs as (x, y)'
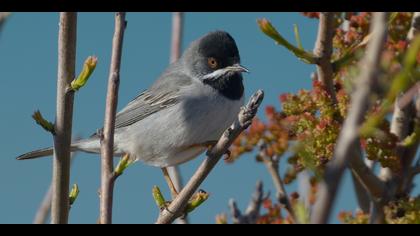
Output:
(166, 10), (189, 217)
(99, 12), (126, 224)
(156, 90), (264, 224)
(33, 153), (77, 224)
(311, 12), (388, 224)
(258, 142), (296, 222)
(167, 12), (188, 224)
(348, 146), (386, 199)
(33, 184), (52, 224)
(51, 12), (77, 224)
(381, 12), (420, 191)
(169, 12), (184, 64)
(313, 12), (338, 105)
(229, 181), (265, 224)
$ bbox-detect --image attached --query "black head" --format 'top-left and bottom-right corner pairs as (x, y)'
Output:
(182, 31), (248, 100)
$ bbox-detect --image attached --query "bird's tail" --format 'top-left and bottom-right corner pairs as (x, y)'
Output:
(16, 137), (101, 160)
(16, 147), (56, 160)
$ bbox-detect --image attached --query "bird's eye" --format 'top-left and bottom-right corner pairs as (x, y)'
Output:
(207, 57), (218, 69)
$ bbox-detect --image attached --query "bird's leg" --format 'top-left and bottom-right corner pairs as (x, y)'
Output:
(161, 167), (179, 199)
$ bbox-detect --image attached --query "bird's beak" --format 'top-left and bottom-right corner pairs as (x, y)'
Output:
(226, 64), (249, 73)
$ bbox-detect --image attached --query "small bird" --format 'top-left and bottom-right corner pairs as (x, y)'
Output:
(17, 30), (248, 195)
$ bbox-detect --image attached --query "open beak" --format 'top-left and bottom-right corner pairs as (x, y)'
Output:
(227, 64), (249, 73)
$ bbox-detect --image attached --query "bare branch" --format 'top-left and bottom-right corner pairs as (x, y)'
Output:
(167, 12), (188, 224)
(229, 181), (264, 224)
(169, 12), (184, 64)
(311, 12), (388, 224)
(156, 90), (264, 224)
(348, 146), (385, 199)
(368, 200), (386, 224)
(381, 12), (420, 191)
(258, 142), (295, 222)
(51, 12), (77, 224)
(33, 184), (53, 224)
(99, 12), (126, 224)
(313, 12), (338, 105)
(34, 153), (77, 224)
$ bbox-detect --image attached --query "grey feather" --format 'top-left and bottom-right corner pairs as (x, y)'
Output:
(113, 62), (192, 129)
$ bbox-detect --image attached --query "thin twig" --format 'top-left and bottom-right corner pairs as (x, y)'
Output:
(169, 12), (184, 64)
(313, 12), (338, 105)
(229, 181), (265, 224)
(99, 12), (126, 224)
(167, 12), (188, 224)
(33, 184), (53, 224)
(258, 142), (295, 222)
(33, 154), (77, 224)
(51, 12), (77, 224)
(311, 12), (388, 224)
(156, 90), (264, 224)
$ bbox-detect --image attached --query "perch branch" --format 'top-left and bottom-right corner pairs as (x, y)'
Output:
(51, 12), (77, 224)
(156, 90), (264, 224)
(311, 12), (388, 224)
(99, 12), (126, 224)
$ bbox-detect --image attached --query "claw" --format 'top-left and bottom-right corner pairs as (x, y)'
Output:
(223, 149), (232, 161)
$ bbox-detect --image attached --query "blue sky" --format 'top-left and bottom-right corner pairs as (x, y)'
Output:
(0, 12), (406, 224)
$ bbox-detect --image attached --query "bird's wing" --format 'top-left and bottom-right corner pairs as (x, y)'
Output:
(113, 70), (193, 129)
(114, 90), (179, 129)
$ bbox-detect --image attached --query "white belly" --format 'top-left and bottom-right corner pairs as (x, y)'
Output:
(115, 83), (244, 167)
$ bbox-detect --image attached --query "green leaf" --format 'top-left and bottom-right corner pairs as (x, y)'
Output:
(293, 24), (303, 50)
(152, 186), (166, 210)
(69, 184), (80, 206)
(70, 56), (98, 91)
(32, 110), (55, 135)
(186, 190), (209, 213)
(114, 154), (134, 176)
(294, 200), (310, 224)
(402, 123), (420, 147)
(257, 18), (317, 64)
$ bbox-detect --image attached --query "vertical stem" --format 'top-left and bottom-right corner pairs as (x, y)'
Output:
(51, 12), (77, 224)
(100, 12), (126, 224)
(170, 12), (184, 64)
(167, 12), (185, 194)
(314, 12), (338, 105)
(168, 12), (188, 224)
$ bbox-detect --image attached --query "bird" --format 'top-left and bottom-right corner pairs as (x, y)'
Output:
(17, 30), (248, 196)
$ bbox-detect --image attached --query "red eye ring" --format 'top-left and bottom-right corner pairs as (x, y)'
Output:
(207, 57), (218, 69)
